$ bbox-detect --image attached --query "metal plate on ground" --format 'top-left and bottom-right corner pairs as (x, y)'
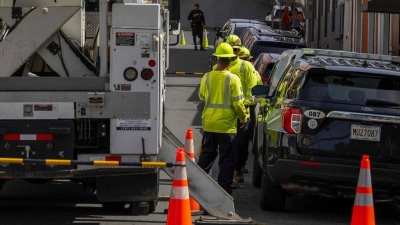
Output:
(195, 216), (255, 224)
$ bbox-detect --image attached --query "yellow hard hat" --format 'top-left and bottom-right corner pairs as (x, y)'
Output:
(213, 43), (236, 58)
(225, 35), (241, 48)
(239, 47), (253, 59)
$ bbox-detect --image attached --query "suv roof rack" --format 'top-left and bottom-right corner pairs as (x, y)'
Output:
(257, 34), (304, 43)
(301, 48), (400, 64)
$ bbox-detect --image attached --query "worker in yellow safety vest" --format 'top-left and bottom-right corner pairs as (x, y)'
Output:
(224, 35), (259, 183)
(238, 47), (263, 174)
(197, 43), (248, 195)
(239, 46), (262, 85)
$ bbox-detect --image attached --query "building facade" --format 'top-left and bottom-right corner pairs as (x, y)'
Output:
(304, 0), (400, 55)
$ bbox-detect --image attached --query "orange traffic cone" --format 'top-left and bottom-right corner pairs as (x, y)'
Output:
(166, 148), (192, 225)
(184, 129), (202, 214)
(351, 155), (375, 225)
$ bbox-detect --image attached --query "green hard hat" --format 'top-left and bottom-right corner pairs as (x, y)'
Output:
(213, 43), (236, 58)
(225, 35), (241, 48)
(239, 47), (252, 59)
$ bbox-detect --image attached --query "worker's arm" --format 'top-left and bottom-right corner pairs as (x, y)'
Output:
(243, 62), (259, 105)
(231, 76), (248, 123)
(255, 70), (263, 85)
(187, 10), (194, 20)
(198, 73), (207, 102)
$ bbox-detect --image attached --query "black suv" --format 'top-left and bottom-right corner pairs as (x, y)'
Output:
(242, 28), (306, 60)
(213, 19), (268, 48)
(252, 48), (400, 211)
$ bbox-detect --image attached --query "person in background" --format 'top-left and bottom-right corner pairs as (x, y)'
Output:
(281, 6), (291, 30)
(292, 8), (304, 34)
(197, 43), (248, 195)
(187, 3), (206, 51)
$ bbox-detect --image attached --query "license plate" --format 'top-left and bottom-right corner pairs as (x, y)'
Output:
(350, 125), (381, 142)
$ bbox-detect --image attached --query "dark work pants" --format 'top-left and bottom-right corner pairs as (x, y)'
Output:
(192, 25), (203, 48)
(248, 105), (257, 140)
(235, 106), (254, 171)
(197, 131), (237, 195)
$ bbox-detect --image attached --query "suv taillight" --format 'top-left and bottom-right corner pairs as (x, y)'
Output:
(282, 108), (302, 134)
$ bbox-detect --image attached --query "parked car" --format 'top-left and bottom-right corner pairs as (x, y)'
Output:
(253, 53), (280, 85)
(242, 29), (306, 60)
(213, 19), (268, 48)
(252, 48), (400, 211)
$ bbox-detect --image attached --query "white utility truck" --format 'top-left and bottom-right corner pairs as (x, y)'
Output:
(0, 0), (173, 214)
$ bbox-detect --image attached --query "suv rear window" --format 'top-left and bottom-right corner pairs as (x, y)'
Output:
(234, 27), (247, 36)
(299, 69), (400, 106)
(251, 42), (305, 56)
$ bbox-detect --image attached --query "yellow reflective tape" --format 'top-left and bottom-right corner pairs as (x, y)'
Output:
(193, 72), (204, 75)
(141, 162), (167, 167)
(0, 158), (23, 164)
(45, 159), (71, 165)
(93, 160), (119, 166)
(175, 72), (185, 74)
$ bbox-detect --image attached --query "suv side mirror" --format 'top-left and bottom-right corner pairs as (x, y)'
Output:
(252, 85), (270, 98)
(214, 27), (221, 32)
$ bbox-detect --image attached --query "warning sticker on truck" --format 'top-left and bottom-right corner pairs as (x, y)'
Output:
(34, 104), (58, 111)
(116, 32), (135, 46)
(116, 119), (151, 131)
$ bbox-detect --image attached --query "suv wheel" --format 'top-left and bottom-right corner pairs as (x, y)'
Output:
(252, 133), (262, 187)
(260, 153), (286, 211)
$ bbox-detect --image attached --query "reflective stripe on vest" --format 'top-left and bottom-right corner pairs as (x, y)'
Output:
(204, 72), (235, 109)
(240, 60), (245, 74)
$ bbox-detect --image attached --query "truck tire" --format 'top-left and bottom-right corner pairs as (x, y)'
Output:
(149, 200), (157, 213)
(102, 202), (126, 212)
(252, 134), (262, 188)
(260, 153), (286, 211)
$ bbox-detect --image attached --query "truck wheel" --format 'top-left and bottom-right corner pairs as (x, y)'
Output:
(260, 155), (286, 211)
(149, 200), (157, 213)
(252, 135), (262, 188)
(101, 202), (126, 212)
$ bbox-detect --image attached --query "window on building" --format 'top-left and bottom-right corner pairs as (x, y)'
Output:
(324, 0), (329, 37)
(339, 2), (344, 39)
(332, 0), (336, 32)
(318, 0), (322, 41)
(312, 0), (316, 41)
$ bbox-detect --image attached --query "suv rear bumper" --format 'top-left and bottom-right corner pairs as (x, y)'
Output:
(268, 159), (400, 197)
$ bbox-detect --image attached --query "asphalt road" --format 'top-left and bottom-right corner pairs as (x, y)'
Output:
(1, 75), (398, 225)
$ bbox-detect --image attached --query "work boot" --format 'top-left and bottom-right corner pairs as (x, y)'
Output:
(234, 170), (244, 183)
(194, 46), (198, 51)
(200, 47), (206, 51)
